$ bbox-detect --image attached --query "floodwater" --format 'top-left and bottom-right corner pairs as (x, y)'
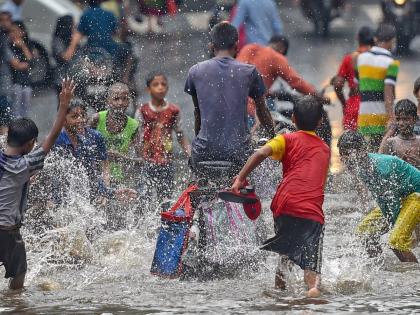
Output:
(0, 157), (419, 315)
(2, 1), (420, 313)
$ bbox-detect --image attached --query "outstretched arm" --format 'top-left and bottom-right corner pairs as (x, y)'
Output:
(231, 145), (272, 192)
(42, 79), (75, 153)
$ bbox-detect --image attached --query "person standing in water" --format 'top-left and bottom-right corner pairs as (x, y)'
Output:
(338, 131), (420, 263)
(0, 79), (74, 290)
(231, 96), (330, 298)
(332, 26), (374, 131)
(136, 71), (190, 202)
(91, 82), (141, 185)
(356, 24), (399, 151)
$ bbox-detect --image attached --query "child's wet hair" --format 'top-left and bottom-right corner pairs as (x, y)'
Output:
(394, 99), (417, 118)
(67, 98), (86, 114)
(293, 95), (323, 131)
(7, 118), (38, 147)
(337, 131), (367, 154)
(358, 26), (374, 46)
(146, 71), (167, 87)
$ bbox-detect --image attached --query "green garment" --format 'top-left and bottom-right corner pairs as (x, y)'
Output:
(359, 153), (420, 224)
(96, 110), (139, 181)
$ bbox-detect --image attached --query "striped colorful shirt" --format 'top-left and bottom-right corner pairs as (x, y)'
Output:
(357, 46), (400, 136)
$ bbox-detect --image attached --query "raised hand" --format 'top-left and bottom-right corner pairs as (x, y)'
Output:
(59, 78), (76, 111)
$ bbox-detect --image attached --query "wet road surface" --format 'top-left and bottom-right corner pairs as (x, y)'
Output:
(1, 1), (420, 314)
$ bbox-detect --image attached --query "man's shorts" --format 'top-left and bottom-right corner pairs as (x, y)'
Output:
(0, 229), (27, 278)
(357, 193), (420, 252)
(261, 215), (324, 273)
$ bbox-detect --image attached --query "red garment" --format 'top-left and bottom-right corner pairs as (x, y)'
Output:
(139, 102), (180, 165)
(337, 53), (360, 130)
(270, 131), (330, 224)
(229, 5), (246, 51)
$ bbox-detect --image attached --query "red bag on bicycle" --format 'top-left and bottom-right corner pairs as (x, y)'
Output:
(160, 184), (198, 222)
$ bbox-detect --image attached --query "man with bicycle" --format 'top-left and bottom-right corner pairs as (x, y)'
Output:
(185, 22), (274, 173)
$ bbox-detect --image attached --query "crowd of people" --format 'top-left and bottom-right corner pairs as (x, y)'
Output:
(0, 0), (418, 301)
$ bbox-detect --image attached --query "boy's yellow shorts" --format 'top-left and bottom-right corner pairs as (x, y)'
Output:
(357, 193), (420, 252)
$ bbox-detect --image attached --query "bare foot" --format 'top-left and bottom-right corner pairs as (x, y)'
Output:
(306, 287), (321, 298)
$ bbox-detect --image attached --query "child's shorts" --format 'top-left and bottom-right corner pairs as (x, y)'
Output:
(0, 229), (27, 278)
(261, 215), (324, 273)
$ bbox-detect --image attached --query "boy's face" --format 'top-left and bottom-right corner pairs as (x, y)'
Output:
(65, 107), (86, 134)
(395, 113), (416, 137)
(148, 75), (168, 101)
(108, 89), (129, 114)
(339, 148), (361, 173)
(0, 14), (12, 32)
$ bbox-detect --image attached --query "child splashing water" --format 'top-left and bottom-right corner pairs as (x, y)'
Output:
(91, 83), (141, 186)
(231, 96), (330, 298)
(136, 72), (190, 203)
(54, 98), (136, 204)
(0, 79), (74, 290)
(338, 131), (420, 263)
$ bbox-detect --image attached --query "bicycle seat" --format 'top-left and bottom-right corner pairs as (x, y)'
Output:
(194, 161), (236, 182)
(197, 161), (233, 171)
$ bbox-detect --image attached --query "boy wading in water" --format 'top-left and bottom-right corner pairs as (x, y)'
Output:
(91, 83), (141, 185)
(136, 72), (190, 201)
(379, 99), (420, 169)
(231, 96), (330, 297)
(338, 131), (420, 263)
(0, 79), (74, 289)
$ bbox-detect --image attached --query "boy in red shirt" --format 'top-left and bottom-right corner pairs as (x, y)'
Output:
(231, 96), (330, 297)
(136, 72), (190, 201)
(332, 26), (374, 130)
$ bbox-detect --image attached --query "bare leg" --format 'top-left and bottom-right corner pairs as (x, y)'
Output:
(304, 270), (321, 297)
(392, 249), (418, 263)
(9, 272), (25, 290)
(275, 256), (292, 290)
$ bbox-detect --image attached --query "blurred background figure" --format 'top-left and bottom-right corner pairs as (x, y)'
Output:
(0, 0), (24, 22)
(8, 21), (32, 118)
(138, 0), (178, 34)
(231, 0), (283, 46)
(52, 15), (78, 94)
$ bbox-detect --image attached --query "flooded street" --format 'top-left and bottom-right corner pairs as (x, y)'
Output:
(1, 0), (420, 314)
(1, 192), (419, 314)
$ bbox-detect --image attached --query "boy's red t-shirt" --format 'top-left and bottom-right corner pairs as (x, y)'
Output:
(138, 102), (181, 165)
(267, 131), (330, 224)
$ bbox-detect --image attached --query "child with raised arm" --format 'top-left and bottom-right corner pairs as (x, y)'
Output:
(0, 79), (74, 290)
(136, 71), (190, 201)
(379, 99), (420, 169)
(231, 96), (330, 297)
